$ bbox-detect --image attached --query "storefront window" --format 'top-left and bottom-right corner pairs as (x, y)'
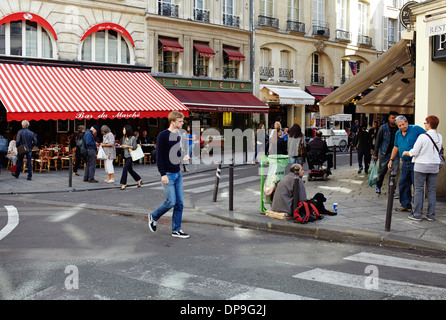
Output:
(81, 29), (132, 64)
(0, 20), (55, 58)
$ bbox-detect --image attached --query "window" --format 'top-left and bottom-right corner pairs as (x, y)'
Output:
(260, 0), (274, 17)
(311, 53), (323, 85)
(259, 48), (273, 78)
(81, 30), (131, 64)
(159, 0), (179, 17)
(358, 2), (367, 36)
(193, 42), (213, 77)
(279, 50), (293, 79)
(223, 47), (240, 80)
(336, 0), (347, 31)
(288, 0), (300, 21)
(158, 38), (180, 74)
(0, 20), (54, 58)
(389, 19), (396, 44)
(313, 0), (325, 24)
(194, 0), (209, 22)
(223, 0), (240, 27)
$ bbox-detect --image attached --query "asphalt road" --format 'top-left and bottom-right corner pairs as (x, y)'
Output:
(1, 160), (446, 305)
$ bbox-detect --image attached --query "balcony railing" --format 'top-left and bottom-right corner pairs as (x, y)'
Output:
(358, 35), (372, 46)
(193, 65), (208, 77)
(158, 61), (177, 74)
(286, 20), (306, 33)
(194, 8), (210, 23)
(311, 72), (324, 85)
(223, 66), (238, 79)
(279, 68), (294, 79)
(223, 13), (240, 28)
(258, 15), (279, 29)
(336, 29), (351, 42)
(312, 20), (330, 37)
(259, 67), (274, 77)
(158, 1), (179, 17)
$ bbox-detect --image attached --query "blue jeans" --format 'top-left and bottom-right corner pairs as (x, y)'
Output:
(413, 171), (438, 219)
(289, 156), (303, 166)
(399, 160), (414, 209)
(14, 152), (33, 179)
(376, 154), (400, 189)
(151, 172), (184, 232)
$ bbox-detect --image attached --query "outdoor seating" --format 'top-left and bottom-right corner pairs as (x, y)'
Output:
(35, 150), (50, 173)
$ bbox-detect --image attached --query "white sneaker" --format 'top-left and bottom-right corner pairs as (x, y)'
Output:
(172, 230), (190, 239)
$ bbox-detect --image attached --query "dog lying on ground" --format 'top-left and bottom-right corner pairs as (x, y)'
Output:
(310, 193), (337, 216)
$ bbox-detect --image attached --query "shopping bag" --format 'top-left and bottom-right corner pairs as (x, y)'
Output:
(130, 144), (144, 161)
(0, 138), (7, 153)
(367, 160), (378, 187)
(97, 146), (107, 160)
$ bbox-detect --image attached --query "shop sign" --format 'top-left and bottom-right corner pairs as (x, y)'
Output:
(75, 111), (141, 119)
(426, 17), (446, 37)
(432, 34), (446, 61)
(155, 77), (251, 92)
(399, 1), (417, 29)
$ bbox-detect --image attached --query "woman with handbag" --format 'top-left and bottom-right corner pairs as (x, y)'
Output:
(119, 125), (142, 190)
(402, 116), (443, 222)
(287, 124), (306, 166)
(100, 125), (116, 183)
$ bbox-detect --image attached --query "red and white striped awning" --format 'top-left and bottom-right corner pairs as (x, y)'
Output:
(0, 62), (188, 121)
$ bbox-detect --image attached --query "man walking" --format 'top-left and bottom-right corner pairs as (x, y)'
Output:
(388, 115), (425, 212)
(372, 111), (400, 194)
(13, 120), (37, 180)
(148, 111), (190, 239)
(83, 125), (99, 183)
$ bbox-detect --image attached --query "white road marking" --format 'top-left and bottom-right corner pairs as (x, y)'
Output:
(344, 252), (446, 275)
(0, 206), (19, 241)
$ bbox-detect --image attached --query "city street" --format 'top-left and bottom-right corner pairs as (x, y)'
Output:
(1, 156), (446, 303)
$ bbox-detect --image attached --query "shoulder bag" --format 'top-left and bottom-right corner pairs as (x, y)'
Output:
(425, 133), (444, 168)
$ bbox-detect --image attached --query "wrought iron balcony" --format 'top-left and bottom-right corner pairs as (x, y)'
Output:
(259, 67), (274, 77)
(223, 66), (238, 79)
(279, 68), (294, 79)
(312, 21), (330, 37)
(158, 61), (177, 74)
(336, 29), (351, 42)
(223, 14), (240, 28)
(258, 15), (279, 29)
(194, 8), (210, 23)
(286, 20), (306, 33)
(311, 72), (324, 85)
(158, 1), (179, 17)
(193, 65), (208, 77)
(358, 35), (372, 46)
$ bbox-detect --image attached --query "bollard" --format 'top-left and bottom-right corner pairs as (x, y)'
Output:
(385, 171), (397, 232)
(69, 154), (73, 188)
(349, 145), (353, 166)
(333, 145), (337, 170)
(229, 159), (234, 211)
(212, 163), (222, 202)
(292, 168), (300, 214)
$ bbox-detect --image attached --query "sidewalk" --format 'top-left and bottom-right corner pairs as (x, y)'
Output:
(194, 164), (446, 254)
(1, 160), (445, 254)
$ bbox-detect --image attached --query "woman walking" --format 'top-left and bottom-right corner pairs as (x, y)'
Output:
(355, 125), (372, 174)
(120, 125), (142, 190)
(287, 124), (305, 166)
(100, 125), (116, 183)
(403, 116), (443, 221)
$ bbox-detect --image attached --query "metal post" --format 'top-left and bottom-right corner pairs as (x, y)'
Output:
(333, 145), (337, 170)
(293, 168), (300, 214)
(349, 144), (353, 166)
(212, 163), (222, 202)
(69, 154), (73, 188)
(385, 171), (397, 232)
(229, 159), (234, 211)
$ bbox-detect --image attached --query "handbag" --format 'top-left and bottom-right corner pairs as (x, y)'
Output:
(425, 133), (445, 168)
(97, 146), (107, 160)
(298, 138), (307, 163)
(130, 144), (144, 161)
(17, 144), (30, 157)
(367, 160), (379, 187)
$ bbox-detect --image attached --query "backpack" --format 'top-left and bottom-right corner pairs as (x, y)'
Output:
(293, 200), (322, 224)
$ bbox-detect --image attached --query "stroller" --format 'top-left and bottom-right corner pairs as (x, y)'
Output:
(307, 150), (331, 181)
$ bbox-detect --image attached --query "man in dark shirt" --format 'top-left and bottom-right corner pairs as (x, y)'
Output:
(13, 120), (37, 180)
(148, 111), (189, 239)
(307, 131), (333, 174)
(83, 125), (98, 183)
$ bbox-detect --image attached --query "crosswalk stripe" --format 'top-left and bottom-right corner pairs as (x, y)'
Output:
(344, 252), (446, 275)
(292, 268), (446, 300)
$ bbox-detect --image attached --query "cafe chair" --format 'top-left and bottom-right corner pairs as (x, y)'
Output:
(35, 151), (50, 173)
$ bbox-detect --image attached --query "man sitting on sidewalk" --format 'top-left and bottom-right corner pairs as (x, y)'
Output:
(271, 164), (307, 216)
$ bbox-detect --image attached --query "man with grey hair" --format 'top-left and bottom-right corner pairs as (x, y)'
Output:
(389, 115), (425, 212)
(13, 120), (37, 180)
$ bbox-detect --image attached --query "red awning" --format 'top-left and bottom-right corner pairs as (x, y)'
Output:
(81, 23), (135, 47)
(305, 86), (334, 101)
(0, 63), (188, 121)
(159, 37), (183, 52)
(223, 47), (245, 61)
(0, 12), (57, 40)
(193, 42), (215, 58)
(169, 90), (268, 113)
